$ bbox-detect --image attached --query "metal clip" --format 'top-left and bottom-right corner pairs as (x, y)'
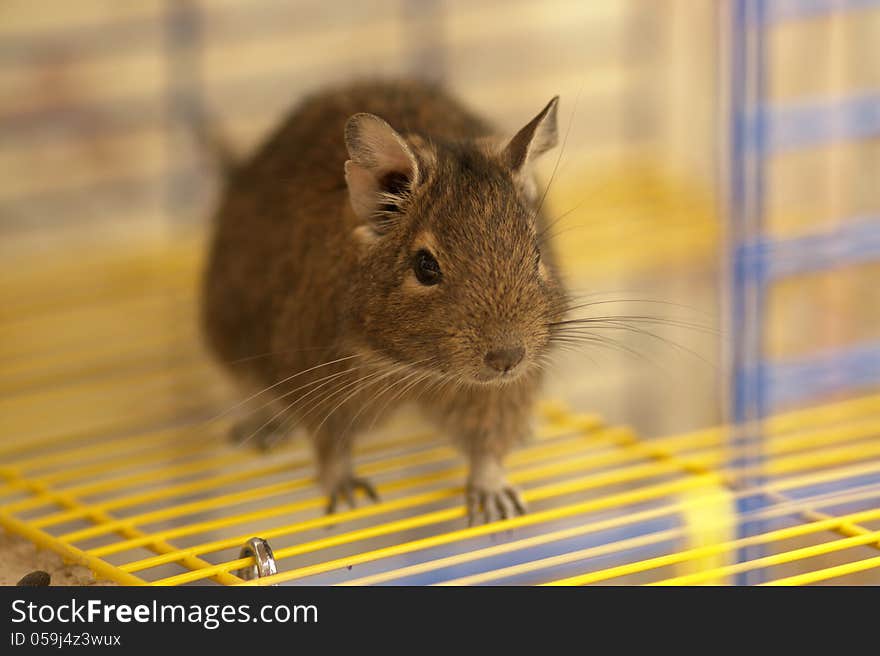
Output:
(238, 537), (278, 582)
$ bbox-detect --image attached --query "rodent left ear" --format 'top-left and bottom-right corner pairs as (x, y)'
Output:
(344, 113), (419, 231)
(502, 96), (559, 174)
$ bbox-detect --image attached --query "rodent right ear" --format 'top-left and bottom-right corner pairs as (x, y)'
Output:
(502, 96), (559, 172)
(344, 113), (419, 231)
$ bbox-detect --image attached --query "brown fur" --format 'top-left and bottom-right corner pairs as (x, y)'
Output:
(201, 79), (569, 522)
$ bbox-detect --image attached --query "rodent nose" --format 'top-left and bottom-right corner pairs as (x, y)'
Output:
(484, 346), (525, 374)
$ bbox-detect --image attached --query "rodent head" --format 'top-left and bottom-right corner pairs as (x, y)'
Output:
(343, 97), (568, 386)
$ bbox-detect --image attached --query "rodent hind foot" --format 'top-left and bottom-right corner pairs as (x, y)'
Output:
(325, 476), (380, 515)
(466, 484), (527, 527)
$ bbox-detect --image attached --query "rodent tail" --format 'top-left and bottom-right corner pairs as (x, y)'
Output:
(185, 105), (239, 180)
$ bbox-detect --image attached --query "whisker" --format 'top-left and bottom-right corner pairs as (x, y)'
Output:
(340, 359), (438, 441)
(549, 331), (668, 372)
(537, 189), (600, 240)
(209, 353), (361, 424)
(553, 321), (716, 369)
(532, 83), (582, 226)
(313, 362), (439, 461)
(356, 368), (434, 444)
(560, 298), (719, 322)
(299, 367), (400, 430)
(235, 364), (370, 448)
(221, 344), (339, 365)
(303, 357), (434, 439)
(551, 314), (719, 335)
(371, 367), (435, 425)
(239, 364), (367, 425)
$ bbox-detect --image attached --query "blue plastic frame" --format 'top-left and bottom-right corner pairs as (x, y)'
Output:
(728, 0), (880, 583)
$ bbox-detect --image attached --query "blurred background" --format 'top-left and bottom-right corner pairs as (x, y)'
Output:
(1, 1), (879, 585)
(4, 1), (879, 434)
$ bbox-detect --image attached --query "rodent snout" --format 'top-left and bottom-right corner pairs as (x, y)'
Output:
(484, 346), (525, 375)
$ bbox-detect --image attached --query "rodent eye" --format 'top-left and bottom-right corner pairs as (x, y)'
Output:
(413, 249), (442, 286)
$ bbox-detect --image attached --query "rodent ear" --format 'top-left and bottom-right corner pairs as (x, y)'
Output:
(344, 113), (419, 230)
(502, 96), (559, 173)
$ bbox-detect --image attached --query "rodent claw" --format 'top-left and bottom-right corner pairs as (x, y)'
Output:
(465, 485), (527, 526)
(324, 476), (380, 516)
(505, 487), (528, 515)
(341, 483), (355, 509)
(495, 494), (509, 520)
(353, 477), (380, 502)
(466, 490), (479, 527)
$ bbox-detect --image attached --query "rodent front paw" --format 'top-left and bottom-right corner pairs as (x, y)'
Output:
(325, 475), (380, 515)
(466, 481), (527, 526)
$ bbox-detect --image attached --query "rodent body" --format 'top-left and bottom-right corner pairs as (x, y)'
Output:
(202, 80), (568, 522)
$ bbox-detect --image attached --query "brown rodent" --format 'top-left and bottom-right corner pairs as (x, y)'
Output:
(201, 79), (569, 524)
